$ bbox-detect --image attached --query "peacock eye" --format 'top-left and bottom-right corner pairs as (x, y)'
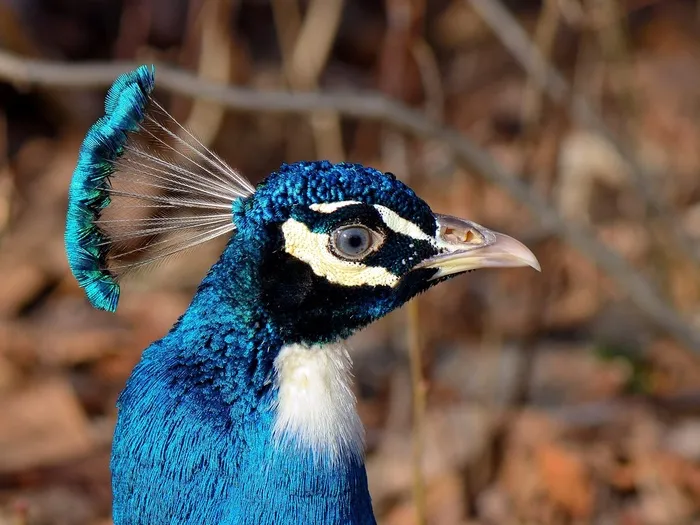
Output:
(331, 225), (381, 260)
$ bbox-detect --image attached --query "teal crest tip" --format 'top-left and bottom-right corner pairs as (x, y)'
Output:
(64, 65), (156, 312)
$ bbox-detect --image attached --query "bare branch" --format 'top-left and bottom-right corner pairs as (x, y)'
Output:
(0, 50), (699, 350)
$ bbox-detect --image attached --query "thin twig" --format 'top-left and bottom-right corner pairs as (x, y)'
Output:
(412, 37), (455, 180)
(272, 0), (346, 161)
(407, 297), (427, 525)
(271, 0), (302, 59)
(379, 2), (427, 519)
(0, 51), (699, 350)
(520, 0), (560, 130)
(0, 111), (11, 237)
(378, 0), (415, 181)
(286, 0), (344, 92)
(467, 0), (700, 266)
(401, 6), (433, 522)
(183, 0), (235, 147)
(586, 0), (637, 115)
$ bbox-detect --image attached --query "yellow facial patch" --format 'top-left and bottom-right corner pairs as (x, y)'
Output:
(281, 219), (399, 287)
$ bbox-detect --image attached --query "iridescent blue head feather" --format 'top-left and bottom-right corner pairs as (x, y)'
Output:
(65, 65), (155, 312)
(227, 161), (438, 342)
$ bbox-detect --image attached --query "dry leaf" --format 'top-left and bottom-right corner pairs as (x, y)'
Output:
(535, 444), (593, 518)
(0, 378), (93, 472)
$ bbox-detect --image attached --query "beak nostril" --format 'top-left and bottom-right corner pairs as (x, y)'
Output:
(440, 225), (479, 245)
(441, 226), (467, 244)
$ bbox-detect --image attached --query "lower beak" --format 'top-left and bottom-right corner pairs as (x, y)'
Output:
(414, 214), (541, 279)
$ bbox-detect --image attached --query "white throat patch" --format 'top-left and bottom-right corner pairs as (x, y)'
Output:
(272, 343), (365, 462)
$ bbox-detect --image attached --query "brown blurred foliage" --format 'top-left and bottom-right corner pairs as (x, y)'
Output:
(1, 0), (700, 524)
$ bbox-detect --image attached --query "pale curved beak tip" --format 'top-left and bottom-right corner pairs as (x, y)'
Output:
(493, 232), (542, 272)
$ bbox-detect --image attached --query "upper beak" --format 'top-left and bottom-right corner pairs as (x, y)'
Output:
(413, 214), (541, 279)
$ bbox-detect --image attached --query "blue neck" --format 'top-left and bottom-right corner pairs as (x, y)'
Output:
(170, 229), (281, 404)
(110, 230), (376, 524)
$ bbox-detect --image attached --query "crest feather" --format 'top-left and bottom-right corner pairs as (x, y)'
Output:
(65, 65), (254, 312)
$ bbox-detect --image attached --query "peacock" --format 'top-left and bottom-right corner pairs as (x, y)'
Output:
(65, 66), (540, 525)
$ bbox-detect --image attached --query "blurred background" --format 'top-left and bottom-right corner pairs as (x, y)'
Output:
(2, 0), (700, 523)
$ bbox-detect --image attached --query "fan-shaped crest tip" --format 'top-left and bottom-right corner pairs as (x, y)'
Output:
(65, 65), (156, 312)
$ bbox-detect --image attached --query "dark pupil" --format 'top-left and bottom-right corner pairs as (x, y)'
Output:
(348, 234), (363, 248)
(337, 227), (371, 256)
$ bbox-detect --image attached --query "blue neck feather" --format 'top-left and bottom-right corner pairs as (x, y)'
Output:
(111, 205), (376, 524)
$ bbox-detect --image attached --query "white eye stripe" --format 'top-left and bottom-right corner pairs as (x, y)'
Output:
(309, 201), (361, 213)
(281, 218), (399, 287)
(308, 201), (436, 245)
(372, 205), (435, 244)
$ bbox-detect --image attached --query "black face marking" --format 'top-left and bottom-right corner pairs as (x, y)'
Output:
(361, 232), (436, 275)
(259, 202), (443, 342)
(291, 203), (441, 273)
(260, 244), (438, 343)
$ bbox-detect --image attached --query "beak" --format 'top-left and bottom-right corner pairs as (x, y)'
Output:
(413, 214), (541, 279)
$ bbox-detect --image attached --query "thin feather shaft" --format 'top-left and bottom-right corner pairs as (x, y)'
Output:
(107, 221), (230, 258)
(97, 213), (231, 225)
(103, 218), (231, 244)
(139, 117), (246, 198)
(112, 168), (232, 205)
(152, 101), (255, 192)
(106, 188), (234, 210)
(110, 222), (235, 267)
(119, 146), (240, 199)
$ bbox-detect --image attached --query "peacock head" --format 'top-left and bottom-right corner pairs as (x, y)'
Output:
(222, 160), (540, 345)
(65, 65), (540, 348)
